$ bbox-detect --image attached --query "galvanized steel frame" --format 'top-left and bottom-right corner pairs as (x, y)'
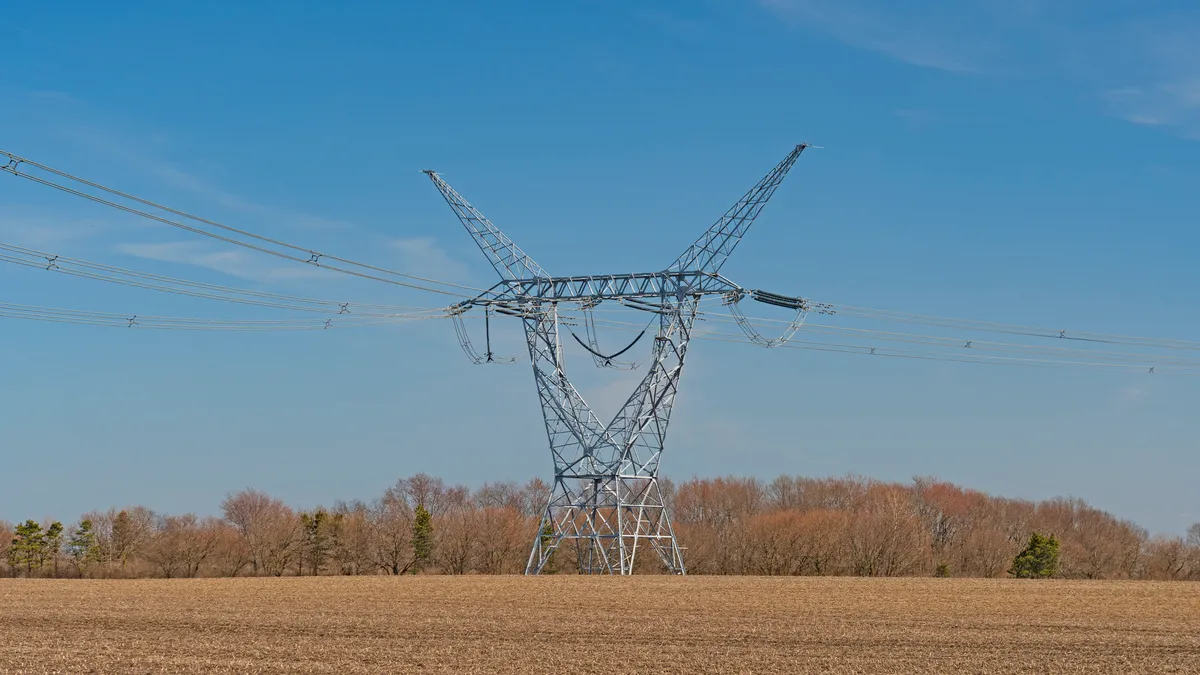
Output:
(425, 144), (807, 574)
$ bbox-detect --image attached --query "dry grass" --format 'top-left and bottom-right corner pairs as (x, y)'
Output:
(1, 576), (1198, 674)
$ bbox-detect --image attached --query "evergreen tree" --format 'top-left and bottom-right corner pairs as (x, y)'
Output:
(1009, 532), (1060, 579)
(67, 520), (99, 576)
(539, 520), (558, 574)
(325, 512), (348, 574)
(111, 510), (134, 567)
(9, 520), (45, 577)
(43, 522), (64, 578)
(410, 504), (433, 573)
(300, 510), (331, 576)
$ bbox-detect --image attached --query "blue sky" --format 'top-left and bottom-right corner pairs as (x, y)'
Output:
(1, 0), (1198, 535)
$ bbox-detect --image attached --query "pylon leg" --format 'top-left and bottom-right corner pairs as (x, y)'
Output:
(523, 299), (697, 575)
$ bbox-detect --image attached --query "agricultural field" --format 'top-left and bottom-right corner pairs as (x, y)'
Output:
(1, 576), (1197, 674)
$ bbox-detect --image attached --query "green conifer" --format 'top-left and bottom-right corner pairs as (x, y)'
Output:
(9, 520), (45, 577)
(410, 504), (433, 573)
(43, 522), (64, 578)
(67, 520), (99, 576)
(1009, 532), (1060, 579)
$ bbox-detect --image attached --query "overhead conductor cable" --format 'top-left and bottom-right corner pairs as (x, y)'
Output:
(0, 150), (492, 298)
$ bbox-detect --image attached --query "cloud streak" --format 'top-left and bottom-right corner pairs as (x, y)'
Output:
(388, 236), (472, 285)
(755, 0), (1200, 140)
(116, 241), (328, 283)
(636, 8), (710, 40)
(0, 210), (114, 250)
(56, 125), (354, 233)
(1106, 82), (1200, 137)
(757, 0), (990, 73)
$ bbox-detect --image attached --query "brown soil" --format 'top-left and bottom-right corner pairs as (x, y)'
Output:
(1, 576), (1197, 674)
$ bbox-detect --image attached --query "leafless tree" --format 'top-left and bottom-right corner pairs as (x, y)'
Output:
(387, 473), (465, 515)
(368, 491), (415, 575)
(1, 472), (1187, 580)
(960, 521), (1014, 578)
(329, 500), (374, 575)
(210, 524), (253, 577)
(845, 486), (925, 577)
(516, 478), (551, 518)
(474, 508), (531, 574)
(221, 489), (301, 576)
(0, 521), (12, 578)
(436, 506), (477, 575)
(1143, 536), (1190, 580)
(145, 514), (223, 578)
(81, 507), (155, 576)
(805, 510), (848, 576)
(746, 511), (809, 575)
(474, 482), (521, 511)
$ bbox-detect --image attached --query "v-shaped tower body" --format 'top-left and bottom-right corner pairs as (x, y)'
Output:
(425, 145), (807, 574)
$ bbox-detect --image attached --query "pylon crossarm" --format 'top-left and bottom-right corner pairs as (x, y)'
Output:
(423, 171), (548, 282)
(428, 146), (807, 576)
(458, 271), (743, 308)
(669, 144), (808, 275)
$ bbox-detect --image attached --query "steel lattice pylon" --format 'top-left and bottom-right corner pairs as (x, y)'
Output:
(425, 145), (809, 574)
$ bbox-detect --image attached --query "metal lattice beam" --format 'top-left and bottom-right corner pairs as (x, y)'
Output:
(425, 145), (806, 574)
(424, 170), (549, 282)
(668, 144), (807, 276)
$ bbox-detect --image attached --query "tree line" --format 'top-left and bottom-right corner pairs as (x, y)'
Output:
(3, 473), (1198, 579)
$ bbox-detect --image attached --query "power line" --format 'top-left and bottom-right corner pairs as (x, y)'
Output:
(685, 293), (1194, 349)
(681, 310), (1200, 368)
(0, 300), (447, 331)
(475, 288), (1200, 372)
(661, 294), (1200, 359)
(1, 150), (490, 298)
(426, 144), (810, 574)
(826, 303), (1200, 352)
(0, 241), (452, 318)
(6, 141), (1191, 582)
(570, 313), (1196, 375)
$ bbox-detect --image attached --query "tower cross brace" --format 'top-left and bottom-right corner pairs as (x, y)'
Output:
(425, 144), (808, 574)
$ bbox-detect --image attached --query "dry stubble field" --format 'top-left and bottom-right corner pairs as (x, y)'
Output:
(1, 576), (1198, 674)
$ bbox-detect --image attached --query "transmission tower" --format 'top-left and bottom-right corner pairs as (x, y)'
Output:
(425, 145), (809, 575)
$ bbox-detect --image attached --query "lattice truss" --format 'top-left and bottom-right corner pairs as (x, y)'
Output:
(425, 145), (810, 574)
(0, 142), (808, 574)
(4, 142), (1193, 573)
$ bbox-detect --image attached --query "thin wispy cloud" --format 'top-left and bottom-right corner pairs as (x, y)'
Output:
(756, 0), (1200, 140)
(56, 125), (354, 233)
(119, 237), (472, 289)
(146, 159), (353, 233)
(1066, 9), (1200, 136)
(8, 117), (473, 293)
(1106, 82), (1200, 137)
(578, 370), (649, 423)
(892, 108), (942, 127)
(636, 8), (710, 39)
(388, 236), (472, 284)
(1090, 44), (1200, 137)
(117, 241), (328, 283)
(0, 211), (109, 250)
(28, 90), (76, 104)
(1114, 383), (1151, 412)
(757, 0), (989, 73)
(0, 86), (77, 105)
